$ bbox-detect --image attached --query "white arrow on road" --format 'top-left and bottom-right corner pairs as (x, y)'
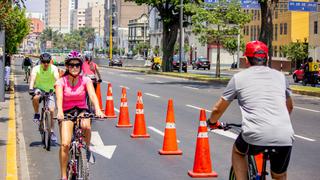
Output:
(90, 131), (116, 159)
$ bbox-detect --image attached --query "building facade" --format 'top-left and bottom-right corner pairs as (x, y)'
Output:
(309, 11), (320, 61)
(85, 2), (105, 48)
(128, 14), (149, 50)
(22, 18), (44, 54)
(242, 0), (310, 59)
(45, 0), (71, 33)
(104, 0), (148, 51)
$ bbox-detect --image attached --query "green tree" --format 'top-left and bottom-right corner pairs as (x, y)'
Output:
(282, 41), (308, 71)
(187, 0), (251, 77)
(129, 0), (198, 71)
(223, 36), (245, 66)
(79, 27), (95, 49)
(1, 7), (30, 54)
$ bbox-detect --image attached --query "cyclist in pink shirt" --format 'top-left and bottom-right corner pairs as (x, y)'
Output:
(55, 51), (104, 180)
(82, 53), (102, 90)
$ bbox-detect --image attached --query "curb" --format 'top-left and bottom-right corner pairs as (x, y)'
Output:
(291, 89), (320, 97)
(104, 66), (230, 85)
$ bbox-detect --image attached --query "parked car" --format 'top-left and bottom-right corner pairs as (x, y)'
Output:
(292, 65), (320, 83)
(172, 55), (187, 72)
(109, 56), (123, 67)
(192, 56), (210, 70)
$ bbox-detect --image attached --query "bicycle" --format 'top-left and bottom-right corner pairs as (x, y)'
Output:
(24, 66), (31, 83)
(208, 123), (274, 180)
(56, 112), (103, 180)
(33, 89), (54, 151)
(85, 74), (101, 113)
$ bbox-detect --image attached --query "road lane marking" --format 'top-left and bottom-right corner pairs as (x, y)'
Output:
(156, 80), (163, 83)
(186, 104), (211, 113)
(148, 126), (180, 143)
(294, 106), (320, 113)
(294, 134), (316, 142)
(103, 80), (110, 84)
(144, 93), (160, 98)
(120, 85), (130, 89)
(6, 73), (18, 180)
(183, 86), (199, 90)
(209, 129), (238, 139)
(135, 77), (145, 80)
(114, 108), (120, 112)
(91, 131), (117, 159)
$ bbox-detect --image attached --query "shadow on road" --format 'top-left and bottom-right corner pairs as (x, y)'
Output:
(0, 117), (9, 123)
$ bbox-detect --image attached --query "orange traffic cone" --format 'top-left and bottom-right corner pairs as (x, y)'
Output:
(116, 88), (132, 128)
(131, 91), (150, 138)
(95, 82), (103, 111)
(188, 109), (218, 178)
(104, 83), (117, 118)
(159, 99), (182, 155)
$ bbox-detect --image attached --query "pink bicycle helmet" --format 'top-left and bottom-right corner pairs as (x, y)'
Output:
(65, 50), (83, 65)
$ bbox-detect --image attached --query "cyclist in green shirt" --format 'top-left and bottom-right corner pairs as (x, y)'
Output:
(29, 53), (59, 142)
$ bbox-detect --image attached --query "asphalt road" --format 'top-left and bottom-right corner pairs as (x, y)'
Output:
(13, 59), (320, 180)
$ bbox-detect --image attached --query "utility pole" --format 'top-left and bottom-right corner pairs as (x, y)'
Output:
(0, 28), (5, 102)
(109, 15), (113, 60)
(179, 0), (184, 73)
(236, 29), (240, 68)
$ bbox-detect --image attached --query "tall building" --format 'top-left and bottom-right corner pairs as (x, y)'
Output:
(45, 0), (76, 33)
(22, 18), (44, 54)
(309, 12), (319, 61)
(242, 0), (310, 59)
(104, 0), (148, 50)
(85, 2), (105, 48)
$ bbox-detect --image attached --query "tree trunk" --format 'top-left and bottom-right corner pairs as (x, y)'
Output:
(162, 23), (179, 72)
(259, 0), (273, 67)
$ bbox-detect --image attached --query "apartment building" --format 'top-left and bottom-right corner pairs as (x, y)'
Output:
(242, 0), (310, 59)
(85, 2), (105, 48)
(128, 14), (149, 50)
(309, 12), (320, 61)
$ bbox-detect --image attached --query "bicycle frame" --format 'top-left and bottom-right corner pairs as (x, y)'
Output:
(39, 91), (53, 151)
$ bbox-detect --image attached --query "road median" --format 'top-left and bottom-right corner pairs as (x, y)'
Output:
(106, 66), (320, 97)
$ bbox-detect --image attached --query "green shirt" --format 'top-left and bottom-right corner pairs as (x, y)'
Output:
(31, 65), (59, 92)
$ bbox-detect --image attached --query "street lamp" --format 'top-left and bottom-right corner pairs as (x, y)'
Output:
(179, 0), (184, 73)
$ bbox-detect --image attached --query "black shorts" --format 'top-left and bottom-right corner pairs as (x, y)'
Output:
(235, 133), (292, 174)
(63, 107), (89, 119)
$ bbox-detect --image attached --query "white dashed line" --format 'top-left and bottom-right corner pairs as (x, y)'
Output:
(294, 134), (316, 142)
(135, 77), (145, 80)
(186, 104), (211, 113)
(209, 129), (238, 140)
(156, 80), (163, 83)
(183, 86), (199, 90)
(144, 93), (160, 98)
(119, 85), (130, 89)
(114, 108), (120, 112)
(148, 126), (180, 143)
(294, 106), (320, 113)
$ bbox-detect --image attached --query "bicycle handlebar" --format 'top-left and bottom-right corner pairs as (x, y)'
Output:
(208, 122), (241, 131)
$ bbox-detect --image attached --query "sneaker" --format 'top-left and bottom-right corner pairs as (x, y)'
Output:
(33, 113), (40, 124)
(86, 148), (95, 164)
(51, 132), (57, 142)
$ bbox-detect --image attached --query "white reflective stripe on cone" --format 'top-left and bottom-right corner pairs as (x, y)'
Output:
(106, 96), (113, 100)
(197, 132), (208, 138)
(120, 102), (128, 107)
(137, 96), (143, 103)
(136, 109), (144, 114)
(165, 123), (176, 129)
(199, 121), (207, 127)
(109, 87), (112, 93)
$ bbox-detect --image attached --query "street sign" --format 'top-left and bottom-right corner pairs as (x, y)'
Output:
(204, 0), (261, 9)
(288, 1), (318, 12)
(241, 0), (260, 9)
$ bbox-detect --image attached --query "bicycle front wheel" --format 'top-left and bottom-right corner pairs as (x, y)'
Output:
(43, 111), (51, 151)
(77, 147), (89, 180)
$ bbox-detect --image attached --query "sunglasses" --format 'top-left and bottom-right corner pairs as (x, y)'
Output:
(68, 63), (81, 68)
(41, 61), (50, 64)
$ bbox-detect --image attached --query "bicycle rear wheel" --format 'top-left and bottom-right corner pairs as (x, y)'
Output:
(77, 147), (89, 180)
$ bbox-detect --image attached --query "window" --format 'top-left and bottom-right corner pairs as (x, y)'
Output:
(257, 11), (260, 21)
(314, 21), (318, 34)
(254, 25), (256, 40)
(275, 24), (278, 40)
(284, 23), (287, 35)
(246, 26), (249, 36)
(275, 10), (278, 19)
(280, 23), (283, 35)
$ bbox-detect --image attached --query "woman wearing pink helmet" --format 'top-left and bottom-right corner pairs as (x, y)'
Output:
(55, 50), (105, 179)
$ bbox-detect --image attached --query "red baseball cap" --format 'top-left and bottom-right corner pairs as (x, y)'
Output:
(244, 41), (268, 58)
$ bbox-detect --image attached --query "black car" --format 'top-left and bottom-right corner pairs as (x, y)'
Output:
(192, 57), (210, 70)
(109, 57), (123, 67)
(172, 55), (187, 72)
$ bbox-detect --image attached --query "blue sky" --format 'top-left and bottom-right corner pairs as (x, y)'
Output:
(25, 0), (45, 13)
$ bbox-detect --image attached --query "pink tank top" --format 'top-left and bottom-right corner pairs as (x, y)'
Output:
(82, 61), (97, 75)
(55, 75), (91, 111)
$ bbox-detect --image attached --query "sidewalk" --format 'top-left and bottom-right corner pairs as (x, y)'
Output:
(0, 92), (13, 180)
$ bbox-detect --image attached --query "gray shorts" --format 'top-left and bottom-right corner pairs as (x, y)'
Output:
(34, 89), (56, 109)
